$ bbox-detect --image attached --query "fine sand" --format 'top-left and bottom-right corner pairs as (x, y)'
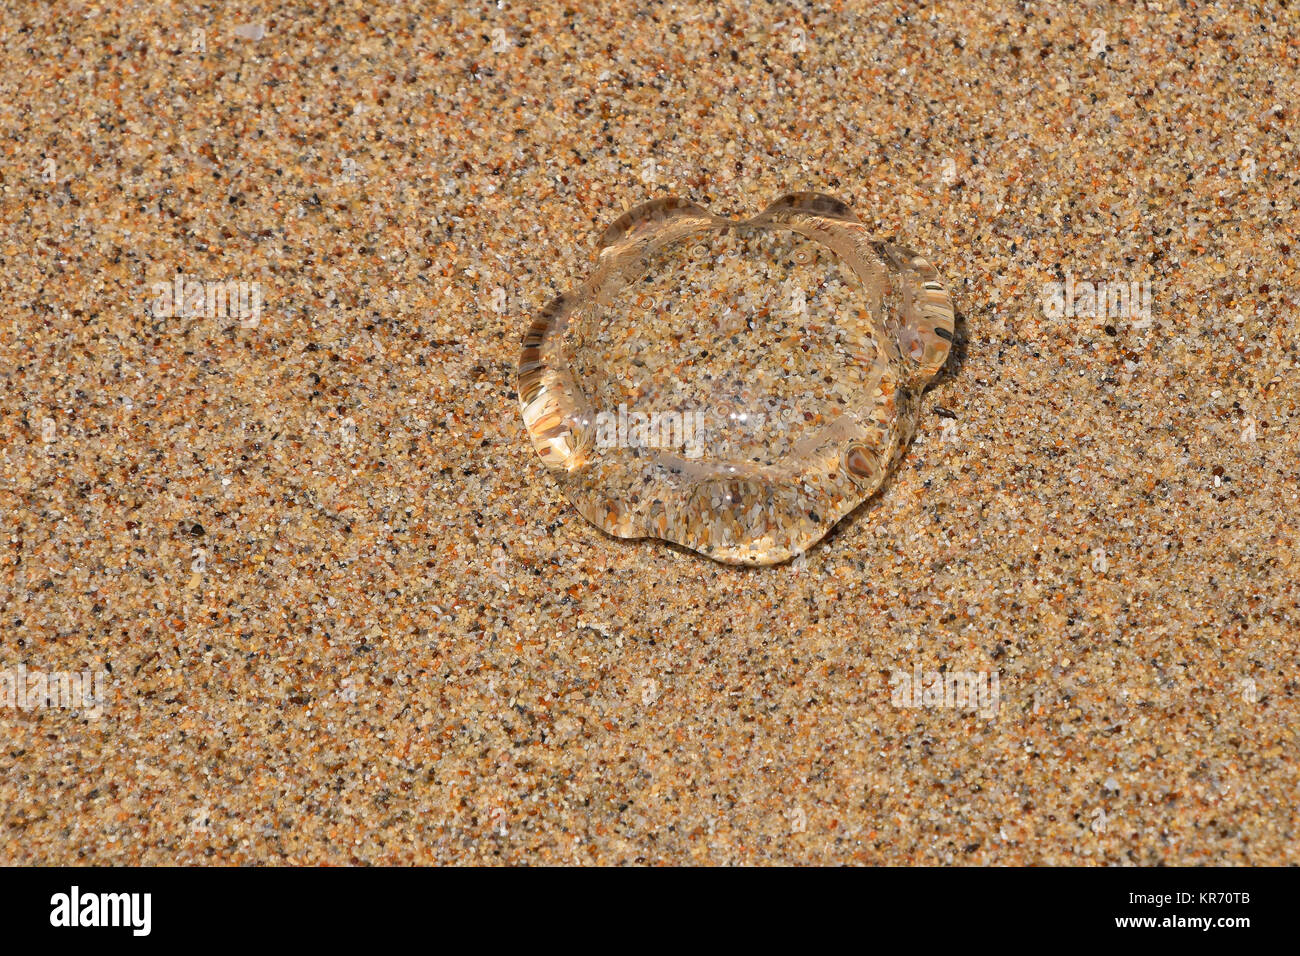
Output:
(1, 1), (1296, 863)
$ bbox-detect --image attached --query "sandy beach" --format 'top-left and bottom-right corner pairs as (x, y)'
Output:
(1, 1), (1297, 864)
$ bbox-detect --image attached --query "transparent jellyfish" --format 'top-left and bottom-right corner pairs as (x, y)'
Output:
(518, 193), (955, 565)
